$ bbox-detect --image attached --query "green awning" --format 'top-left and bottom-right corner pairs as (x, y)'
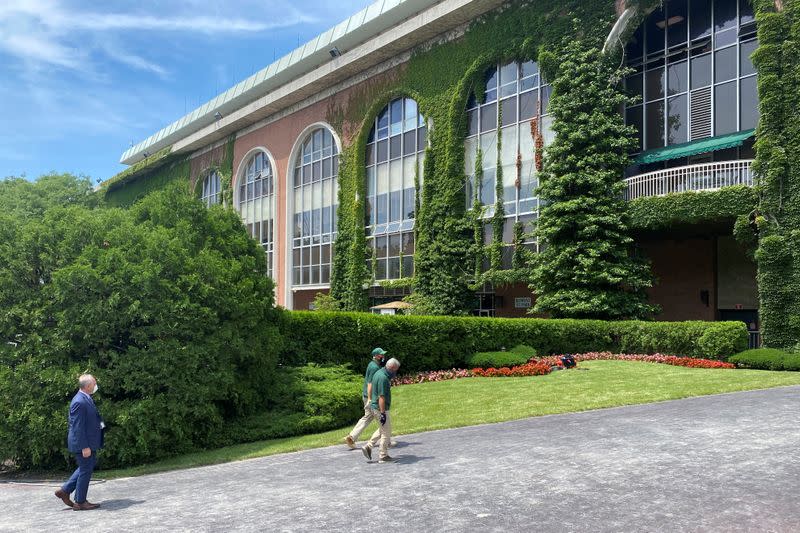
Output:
(636, 129), (755, 165)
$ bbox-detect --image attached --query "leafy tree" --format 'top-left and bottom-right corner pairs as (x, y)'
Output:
(0, 172), (97, 220)
(0, 185), (282, 469)
(531, 39), (656, 319)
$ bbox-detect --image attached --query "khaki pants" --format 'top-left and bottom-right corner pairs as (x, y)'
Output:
(367, 408), (392, 459)
(348, 398), (375, 441)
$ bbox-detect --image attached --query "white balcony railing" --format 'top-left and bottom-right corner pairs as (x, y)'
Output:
(624, 159), (754, 200)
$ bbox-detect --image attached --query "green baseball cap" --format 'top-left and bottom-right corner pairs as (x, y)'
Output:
(371, 347), (387, 357)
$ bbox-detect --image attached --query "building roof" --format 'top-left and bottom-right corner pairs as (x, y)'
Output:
(370, 301), (413, 310)
(119, 0), (444, 166)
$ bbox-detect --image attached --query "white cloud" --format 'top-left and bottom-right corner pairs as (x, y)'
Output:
(0, 0), (316, 74)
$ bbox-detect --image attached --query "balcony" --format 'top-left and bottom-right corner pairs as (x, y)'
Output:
(624, 160), (754, 201)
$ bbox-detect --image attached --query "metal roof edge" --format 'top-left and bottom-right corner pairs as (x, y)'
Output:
(119, 0), (438, 166)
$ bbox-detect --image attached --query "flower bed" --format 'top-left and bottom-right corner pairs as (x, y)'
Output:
(471, 361), (552, 377)
(391, 369), (473, 385)
(562, 352), (735, 369)
(391, 352), (734, 385)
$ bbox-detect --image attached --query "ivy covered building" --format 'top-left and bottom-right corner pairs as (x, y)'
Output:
(104, 0), (782, 346)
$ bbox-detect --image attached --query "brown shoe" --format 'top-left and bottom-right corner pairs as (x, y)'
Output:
(73, 502), (100, 511)
(54, 489), (74, 508)
(344, 435), (356, 449)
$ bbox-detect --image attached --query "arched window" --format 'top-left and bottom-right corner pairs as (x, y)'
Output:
(465, 60), (551, 267)
(365, 97), (426, 280)
(291, 127), (338, 286)
(200, 170), (222, 207)
(238, 151), (275, 278)
(624, 0), (758, 153)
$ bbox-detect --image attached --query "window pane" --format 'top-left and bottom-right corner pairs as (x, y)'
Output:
(485, 67), (498, 92)
(403, 130), (416, 155)
(714, 0), (736, 33)
(388, 234), (401, 257)
(645, 100), (665, 149)
(740, 0), (755, 25)
(740, 76), (759, 130)
(480, 103), (497, 132)
(690, 0), (711, 40)
(714, 46), (737, 83)
(404, 188), (415, 219)
(387, 257), (401, 280)
(715, 28), (737, 49)
(714, 81), (737, 135)
(402, 232), (414, 255)
(541, 85), (552, 113)
(645, 66), (665, 101)
(377, 140), (388, 163)
(390, 99), (403, 136)
(667, 59), (688, 95)
(667, 0), (688, 49)
(402, 256), (414, 277)
(626, 105), (644, 153)
(691, 53), (711, 89)
(626, 72), (644, 101)
(627, 26), (644, 62)
(667, 94), (688, 145)
(519, 90), (538, 121)
(500, 97), (517, 127)
(390, 135), (402, 159)
(390, 191), (402, 223)
(646, 8), (665, 55)
(376, 236), (388, 258)
(376, 193), (388, 224)
(481, 167), (496, 205)
(740, 39), (757, 77)
(467, 109), (479, 136)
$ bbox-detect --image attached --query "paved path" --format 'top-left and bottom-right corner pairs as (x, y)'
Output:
(3, 386), (800, 533)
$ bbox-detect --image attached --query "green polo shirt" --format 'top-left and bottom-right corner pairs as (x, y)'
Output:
(370, 367), (392, 411)
(362, 360), (381, 399)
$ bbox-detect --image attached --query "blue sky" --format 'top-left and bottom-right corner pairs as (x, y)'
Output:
(0, 0), (372, 183)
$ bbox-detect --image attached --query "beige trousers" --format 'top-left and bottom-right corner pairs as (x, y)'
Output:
(348, 398), (375, 440)
(367, 408), (392, 459)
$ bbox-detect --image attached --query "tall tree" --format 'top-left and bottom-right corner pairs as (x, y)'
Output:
(532, 39), (655, 319)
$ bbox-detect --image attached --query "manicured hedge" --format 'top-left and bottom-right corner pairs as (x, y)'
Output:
(279, 312), (749, 372)
(466, 345), (537, 368)
(728, 348), (800, 371)
(215, 364), (362, 447)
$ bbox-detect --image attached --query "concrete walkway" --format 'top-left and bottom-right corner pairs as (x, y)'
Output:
(3, 386), (800, 533)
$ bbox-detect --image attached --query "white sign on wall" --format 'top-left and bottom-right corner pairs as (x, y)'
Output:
(514, 297), (532, 309)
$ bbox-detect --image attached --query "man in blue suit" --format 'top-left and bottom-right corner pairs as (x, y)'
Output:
(55, 374), (105, 511)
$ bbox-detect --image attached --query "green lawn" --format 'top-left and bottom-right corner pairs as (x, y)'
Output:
(99, 361), (800, 479)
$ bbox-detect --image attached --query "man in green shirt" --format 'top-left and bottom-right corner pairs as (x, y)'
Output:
(362, 357), (400, 463)
(344, 348), (386, 449)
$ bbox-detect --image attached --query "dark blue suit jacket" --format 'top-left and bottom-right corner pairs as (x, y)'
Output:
(67, 391), (105, 453)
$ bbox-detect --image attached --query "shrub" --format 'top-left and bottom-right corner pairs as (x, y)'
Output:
(466, 345), (535, 369)
(279, 312), (748, 372)
(216, 365), (362, 446)
(0, 186), (282, 470)
(728, 348), (800, 371)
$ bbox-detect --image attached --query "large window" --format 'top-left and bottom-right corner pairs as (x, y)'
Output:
(465, 60), (551, 267)
(365, 97), (426, 280)
(624, 0), (758, 153)
(238, 151), (275, 278)
(201, 170), (222, 207)
(292, 128), (339, 286)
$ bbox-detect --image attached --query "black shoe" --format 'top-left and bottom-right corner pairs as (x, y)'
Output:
(361, 445), (372, 461)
